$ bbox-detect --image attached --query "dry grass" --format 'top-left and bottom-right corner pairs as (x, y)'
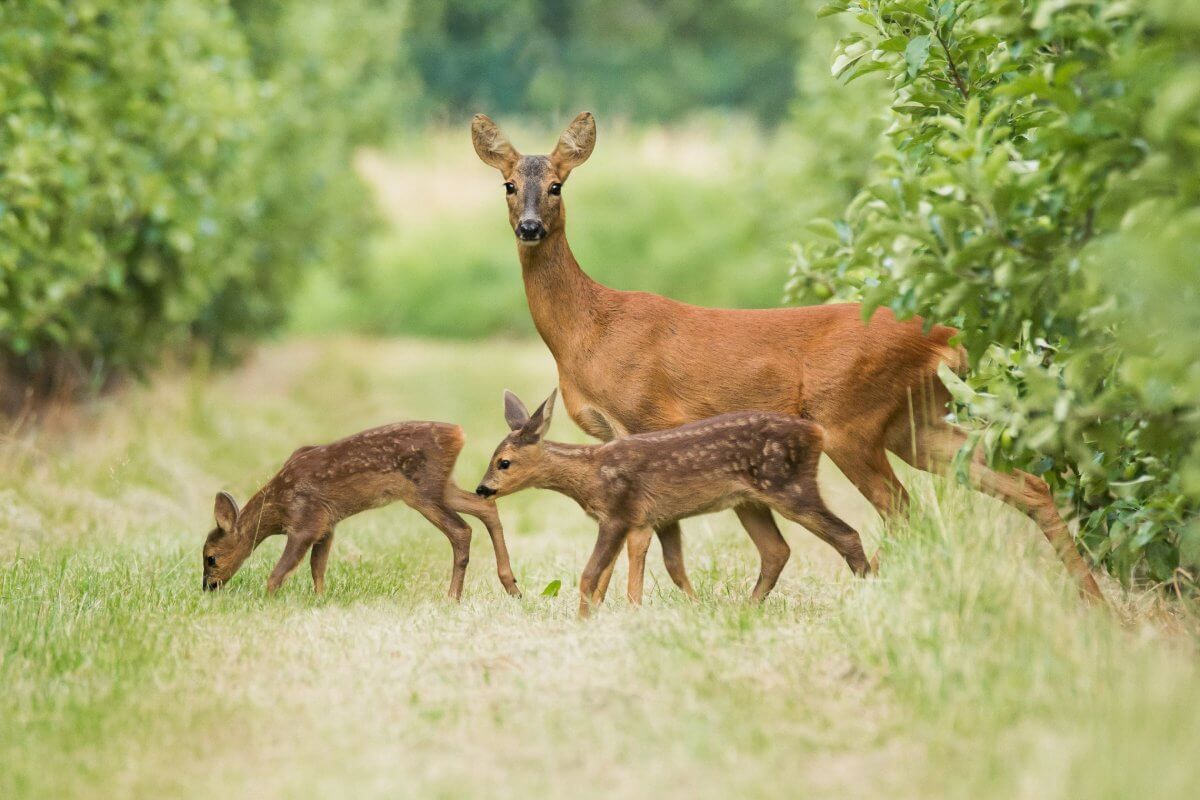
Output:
(2, 337), (1197, 799)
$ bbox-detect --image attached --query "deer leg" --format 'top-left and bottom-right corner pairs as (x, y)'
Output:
(414, 501), (473, 601)
(268, 535), (316, 595)
(593, 557), (617, 605)
(733, 504), (791, 602)
(447, 486), (521, 598)
(309, 529), (336, 594)
(579, 522), (629, 619)
(771, 485), (871, 577)
(656, 522), (697, 599)
(824, 441), (909, 517)
(912, 425), (1104, 603)
(625, 526), (654, 605)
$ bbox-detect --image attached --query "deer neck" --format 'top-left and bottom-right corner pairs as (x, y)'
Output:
(532, 441), (604, 511)
(235, 492), (283, 552)
(518, 229), (606, 361)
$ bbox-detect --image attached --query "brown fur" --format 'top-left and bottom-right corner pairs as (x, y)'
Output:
(477, 391), (870, 617)
(202, 421), (521, 599)
(471, 112), (1103, 603)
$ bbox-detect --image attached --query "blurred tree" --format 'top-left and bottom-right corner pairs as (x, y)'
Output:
(407, 0), (803, 123)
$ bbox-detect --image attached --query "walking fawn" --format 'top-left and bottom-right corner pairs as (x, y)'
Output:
(472, 111), (1103, 603)
(202, 421), (521, 599)
(474, 390), (870, 618)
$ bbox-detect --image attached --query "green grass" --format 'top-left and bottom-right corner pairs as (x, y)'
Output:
(2, 337), (1198, 799)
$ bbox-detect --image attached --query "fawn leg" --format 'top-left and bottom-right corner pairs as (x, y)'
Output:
(448, 486), (521, 598)
(772, 483), (870, 576)
(734, 504), (791, 602)
(625, 526), (654, 605)
(310, 529), (335, 594)
(656, 522), (697, 599)
(579, 522), (629, 619)
(414, 501), (473, 601)
(268, 535), (316, 595)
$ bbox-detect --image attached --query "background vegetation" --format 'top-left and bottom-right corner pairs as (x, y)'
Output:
(0, 0), (409, 406)
(407, 0), (803, 123)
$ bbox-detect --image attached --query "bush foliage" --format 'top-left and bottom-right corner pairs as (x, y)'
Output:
(0, 0), (408, 398)
(787, 0), (1200, 585)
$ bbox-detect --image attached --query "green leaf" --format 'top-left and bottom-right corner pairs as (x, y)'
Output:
(541, 579), (562, 597)
(816, 1), (850, 18)
(905, 35), (932, 79)
(938, 361), (976, 403)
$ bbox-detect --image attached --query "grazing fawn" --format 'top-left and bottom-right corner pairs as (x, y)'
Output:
(471, 111), (1103, 604)
(202, 421), (521, 599)
(474, 390), (870, 618)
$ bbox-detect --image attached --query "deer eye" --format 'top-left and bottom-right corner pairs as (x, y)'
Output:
(498, 459), (511, 470)
(548, 183), (561, 196)
(206, 555), (217, 567)
(503, 182), (516, 195)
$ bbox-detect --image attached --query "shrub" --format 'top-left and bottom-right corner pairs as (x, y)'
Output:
(787, 0), (1200, 585)
(0, 1), (410, 406)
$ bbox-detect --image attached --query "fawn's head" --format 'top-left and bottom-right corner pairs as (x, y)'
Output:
(476, 389), (557, 498)
(471, 112), (596, 245)
(202, 491), (255, 591)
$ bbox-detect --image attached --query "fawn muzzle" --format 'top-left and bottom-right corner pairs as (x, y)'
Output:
(475, 484), (496, 498)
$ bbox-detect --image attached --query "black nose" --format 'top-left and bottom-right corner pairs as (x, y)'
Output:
(476, 485), (495, 497)
(516, 220), (544, 240)
(204, 579), (220, 591)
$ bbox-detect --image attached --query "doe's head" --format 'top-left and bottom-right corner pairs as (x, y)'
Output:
(471, 112), (596, 245)
(476, 389), (557, 498)
(202, 491), (254, 591)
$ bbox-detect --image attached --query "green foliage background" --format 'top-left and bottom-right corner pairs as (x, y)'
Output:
(787, 0), (1200, 585)
(0, 0), (409, 396)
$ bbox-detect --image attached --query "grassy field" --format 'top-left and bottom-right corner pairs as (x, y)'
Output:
(2, 337), (1198, 799)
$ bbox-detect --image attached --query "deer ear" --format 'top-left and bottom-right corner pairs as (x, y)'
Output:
(550, 112), (596, 173)
(214, 491), (239, 533)
(522, 388), (557, 441)
(503, 390), (530, 431)
(472, 114), (520, 172)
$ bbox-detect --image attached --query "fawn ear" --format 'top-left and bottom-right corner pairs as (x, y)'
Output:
(504, 390), (530, 431)
(522, 388), (557, 441)
(472, 114), (520, 172)
(213, 491), (239, 533)
(550, 112), (596, 174)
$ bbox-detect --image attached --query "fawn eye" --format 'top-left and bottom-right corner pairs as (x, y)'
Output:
(503, 182), (516, 195)
(498, 459), (511, 470)
(548, 183), (561, 196)
(206, 555), (217, 567)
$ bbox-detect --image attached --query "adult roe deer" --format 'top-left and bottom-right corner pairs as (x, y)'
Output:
(202, 421), (521, 599)
(475, 390), (871, 617)
(470, 111), (1104, 603)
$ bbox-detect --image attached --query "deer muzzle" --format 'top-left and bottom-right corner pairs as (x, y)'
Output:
(515, 219), (545, 242)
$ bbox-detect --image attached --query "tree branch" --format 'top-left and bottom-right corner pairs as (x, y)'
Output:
(935, 29), (969, 101)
